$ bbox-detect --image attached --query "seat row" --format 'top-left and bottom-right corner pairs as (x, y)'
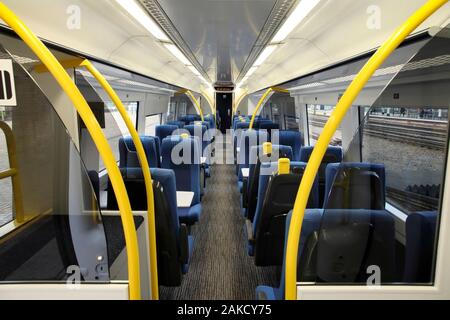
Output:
(105, 114), (215, 287)
(232, 117), (437, 299)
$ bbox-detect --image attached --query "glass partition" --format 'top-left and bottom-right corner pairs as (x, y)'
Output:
(299, 26), (450, 286)
(0, 44), (112, 284)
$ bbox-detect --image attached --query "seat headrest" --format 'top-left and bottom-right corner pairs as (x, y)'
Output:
(324, 163), (386, 210)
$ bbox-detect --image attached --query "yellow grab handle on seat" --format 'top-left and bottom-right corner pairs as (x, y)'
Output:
(278, 158), (290, 175)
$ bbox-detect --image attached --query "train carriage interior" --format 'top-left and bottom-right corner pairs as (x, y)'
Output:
(0, 0), (450, 303)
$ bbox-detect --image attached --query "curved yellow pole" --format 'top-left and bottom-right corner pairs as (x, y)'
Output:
(200, 88), (215, 116)
(234, 89), (249, 115)
(178, 89), (205, 121)
(80, 60), (159, 300)
(284, 0), (448, 300)
(0, 2), (141, 299)
(249, 87), (289, 129)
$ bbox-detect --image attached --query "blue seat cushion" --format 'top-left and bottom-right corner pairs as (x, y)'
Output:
(256, 286), (282, 301)
(178, 203), (202, 225)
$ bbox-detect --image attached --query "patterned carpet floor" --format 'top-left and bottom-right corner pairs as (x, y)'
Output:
(159, 164), (278, 300)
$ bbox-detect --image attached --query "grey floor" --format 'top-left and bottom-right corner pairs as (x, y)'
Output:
(160, 139), (278, 300)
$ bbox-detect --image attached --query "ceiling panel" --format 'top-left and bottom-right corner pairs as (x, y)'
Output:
(156, 0), (277, 84)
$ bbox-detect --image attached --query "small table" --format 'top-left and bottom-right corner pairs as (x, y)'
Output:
(201, 157), (207, 165)
(241, 168), (250, 178)
(177, 191), (195, 208)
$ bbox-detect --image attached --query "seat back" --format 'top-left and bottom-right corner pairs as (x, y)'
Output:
(119, 136), (160, 169)
(300, 146), (343, 205)
(185, 124), (208, 153)
(237, 130), (268, 180)
(166, 120), (185, 129)
(298, 209), (396, 283)
(156, 125), (178, 145)
(161, 136), (201, 204)
(259, 122), (279, 141)
(277, 131), (303, 161)
(253, 162), (319, 266)
(246, 145), (293, 221)
(404, 211), (438, 283)
(179, 114), (201, 125)
(106, 168), (188, 286)
(324, 163), (385, 210)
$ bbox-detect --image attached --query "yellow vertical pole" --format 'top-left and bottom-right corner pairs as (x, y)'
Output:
(284, 0), (448, 300)
(0, 2), (141, 299)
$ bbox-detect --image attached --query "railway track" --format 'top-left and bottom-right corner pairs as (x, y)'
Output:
(309, 114), (448, 150)
(387, 187), (439, 212)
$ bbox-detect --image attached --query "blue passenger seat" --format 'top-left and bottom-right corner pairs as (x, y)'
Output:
(106, 168), (193, 282)
(119, 136), (160, 168)
(161, 136), (202, 225)
(166, 120), (185, 129)
(300, 146), (343, 205)
(244, 145), (293, 220)
(404, 211), (438, 283)
(246, 161), (320, 264)
(324, 162), (386, 209)
(277, 131), (303, 161)
(156, 125), (179, 145)
(257, 208), (396, 299)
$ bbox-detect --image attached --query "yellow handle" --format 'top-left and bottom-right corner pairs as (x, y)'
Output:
(0, 2), (141, 300)
(249, 87), (289, 129)
(284, 0), (448, 300)
(79, 60), (159, 300)
(278, 158), (290, 175)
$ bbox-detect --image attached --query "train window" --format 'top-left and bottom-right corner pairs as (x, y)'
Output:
(167, 102), (177, 122)
(101, 102), (139, 171)
(145, 114), (162, 136)
(360, 106), (448, 214)
(307, 104), (342, 146)
(314, 31), (450, 287)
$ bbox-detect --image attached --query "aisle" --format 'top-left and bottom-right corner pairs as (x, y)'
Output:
(159, 164), (278, 300)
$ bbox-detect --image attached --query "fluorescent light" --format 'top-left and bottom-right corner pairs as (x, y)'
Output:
(164, 43), (192, 66)
(188, 66), (201, 76)
(254, 45), (277, 66)
(272, 0), (320, 43)
(116, 0), (170, 42)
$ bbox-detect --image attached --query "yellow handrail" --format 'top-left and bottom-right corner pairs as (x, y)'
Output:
(234, 89), (249, 115)
(0, 121), (24, 223)
(200, 88), (215, 116)
(284, 0), (448, 300)
(186, 90), (205, 121)
(249, 87), (289, 129)
(52, 59), (159, 300)
(0, 2), (141, 299)
(177, 89), (205, 121)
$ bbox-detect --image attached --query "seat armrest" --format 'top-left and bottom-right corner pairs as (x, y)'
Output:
(245, 219), (255, 244)
(179, 224), (190, 264)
